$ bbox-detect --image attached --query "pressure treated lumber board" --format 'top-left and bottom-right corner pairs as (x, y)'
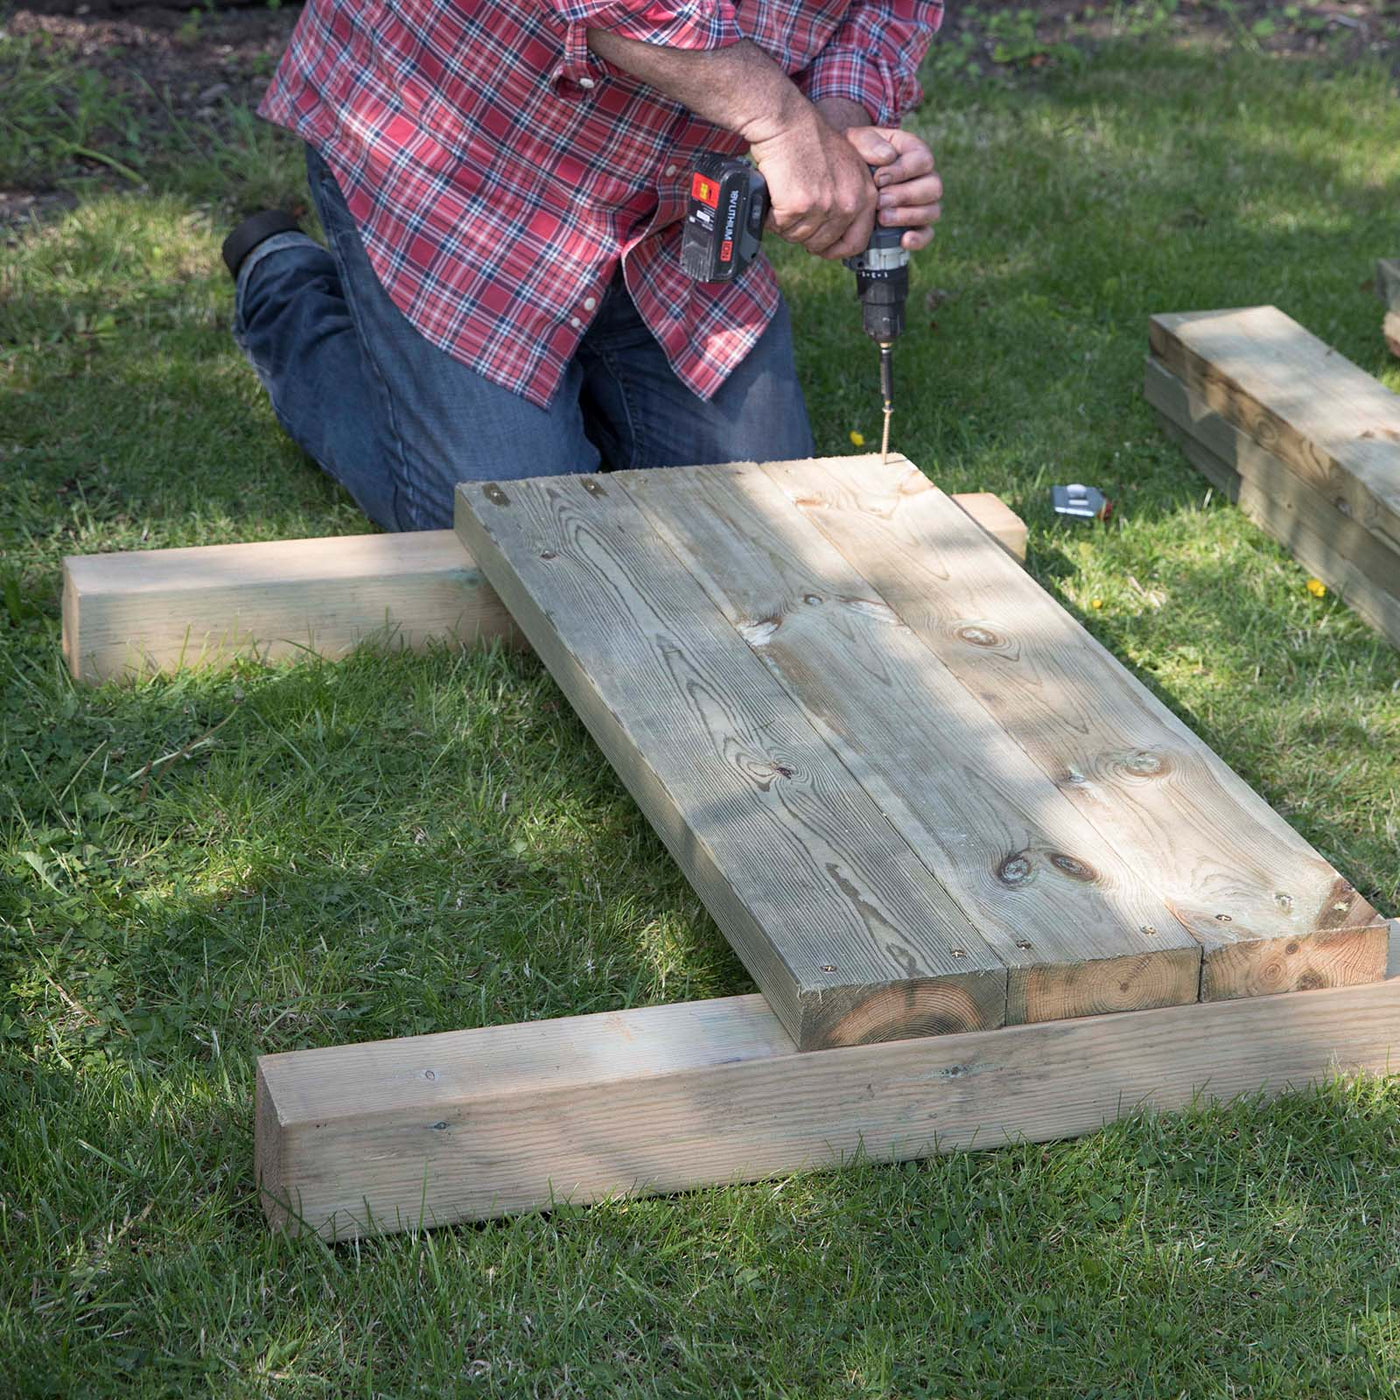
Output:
(757, 456), (1386, 1002)
(256, 925), (1400, 1239)
(455, 469), (1007, 1051)
(1149, 307), (1400, 557)
(1146, 357), (1400, 648)
(622, 463), (1201, 1027)
(60, 494), (1024, 684)
(61, 531), (517, 682)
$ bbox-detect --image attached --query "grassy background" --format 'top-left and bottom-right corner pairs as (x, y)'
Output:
(4, 9), (1400, 1396)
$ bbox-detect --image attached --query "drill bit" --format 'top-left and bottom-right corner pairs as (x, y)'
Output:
(878, 342), (894, 463)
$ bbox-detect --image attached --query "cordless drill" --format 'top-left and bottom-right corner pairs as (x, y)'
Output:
(680, 153), (910, 461)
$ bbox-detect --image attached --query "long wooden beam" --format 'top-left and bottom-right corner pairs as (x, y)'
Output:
(1146, 357), (1400, 649)
(1149, 307), (1400, 558)
(258, 926), (1400, 1240)
(61, 494), (1026, 683)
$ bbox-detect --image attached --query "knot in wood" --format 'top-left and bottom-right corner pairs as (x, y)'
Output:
(483, 483), (511, 506)
(1122, 749), (1167, 776)
(956, 623), (1001, 649)
(582, 478), (607, 496)
(1049, 852), (1097, 883)
(997, 852), (1033, 885)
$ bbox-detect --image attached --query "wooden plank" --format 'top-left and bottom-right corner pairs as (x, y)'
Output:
(1146, 357), (1400, 648)
(1149, 307), (1400, 557)
(61, 493), (1023, 684)
(762, 455), (1388, 1002)
(257, 925), (1400, 1239)
(620, 463), (1200, 1025)
(953, 491), (1027, 560)
(455, 472), (1007, 1050)
(1385, 310), (1400, 361)
(61, 530), (517, 682)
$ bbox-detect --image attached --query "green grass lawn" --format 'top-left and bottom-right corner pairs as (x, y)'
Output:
(4, 13), (1400, 1397)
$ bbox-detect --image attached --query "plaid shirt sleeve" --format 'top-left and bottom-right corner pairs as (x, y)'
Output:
(797, 0), (943, 126)
(547, 1), (744, 87)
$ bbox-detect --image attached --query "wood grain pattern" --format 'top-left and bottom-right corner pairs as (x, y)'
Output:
(455, 474), (1007, 1050)
(764, 455), (1387, 1001)
(1146, 357), (1400, 648)
(1149, 307), (1400, 557)
(256, 926), (1400, 1238)
(61, 495), (1023, 685)
(61, 530), (517, 682)
(619, 463), (1200, 1025)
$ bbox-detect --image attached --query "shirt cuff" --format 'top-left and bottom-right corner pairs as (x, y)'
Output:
(555, 2), (742, 88)
(799, 48), (904, 128)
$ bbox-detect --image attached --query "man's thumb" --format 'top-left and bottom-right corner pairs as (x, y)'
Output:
(847, 127), (897, 164)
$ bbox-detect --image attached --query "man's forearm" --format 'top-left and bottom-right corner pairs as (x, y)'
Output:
(810, 97), (875, 133)
(585, 32), (812, 144)
(586, 29), (886, 261)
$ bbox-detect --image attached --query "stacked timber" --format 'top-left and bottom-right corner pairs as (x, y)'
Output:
(1378, 259), (1400, 358)
(1145, 306), (1400, 649)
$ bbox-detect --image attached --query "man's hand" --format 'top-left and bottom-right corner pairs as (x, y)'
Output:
(585, 32), (882, 262)
(841, 125), (942, 252)
(746, 109), (886, 260)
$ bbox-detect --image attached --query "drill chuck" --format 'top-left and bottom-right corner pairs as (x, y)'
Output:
(844, 226), (910, 344)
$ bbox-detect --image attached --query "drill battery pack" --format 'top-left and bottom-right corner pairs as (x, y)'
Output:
(680, 154), (769, 283)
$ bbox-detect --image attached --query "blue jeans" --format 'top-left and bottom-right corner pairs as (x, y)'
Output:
(232, 146), (815, 531)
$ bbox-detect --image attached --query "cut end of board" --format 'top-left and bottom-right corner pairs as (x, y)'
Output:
(254, 1062), (292, 1231)
(1201, 918), (1390, 1002)
(1007, 945), (1203, 1026)
(796, 968), (1008, 1048)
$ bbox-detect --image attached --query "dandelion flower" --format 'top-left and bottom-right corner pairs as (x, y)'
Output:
(1090, 598), (1104, 610)
(849, 430), (865, 447)
(1306, 578), (1326, 598)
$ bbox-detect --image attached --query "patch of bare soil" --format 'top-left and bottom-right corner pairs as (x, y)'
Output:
(6, 3), (298, 143)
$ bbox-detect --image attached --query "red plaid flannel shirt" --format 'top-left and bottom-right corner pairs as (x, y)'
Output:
(259, 0), (942, 407)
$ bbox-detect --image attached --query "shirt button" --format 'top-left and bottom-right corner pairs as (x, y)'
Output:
(664, 164), (678, 177)
(583, 297), (597, 311)
(577, 76), (596, 89)
(570, 316), (582, 328)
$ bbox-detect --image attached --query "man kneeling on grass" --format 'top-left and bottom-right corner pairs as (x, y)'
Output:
(226, 0), (945, 530)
